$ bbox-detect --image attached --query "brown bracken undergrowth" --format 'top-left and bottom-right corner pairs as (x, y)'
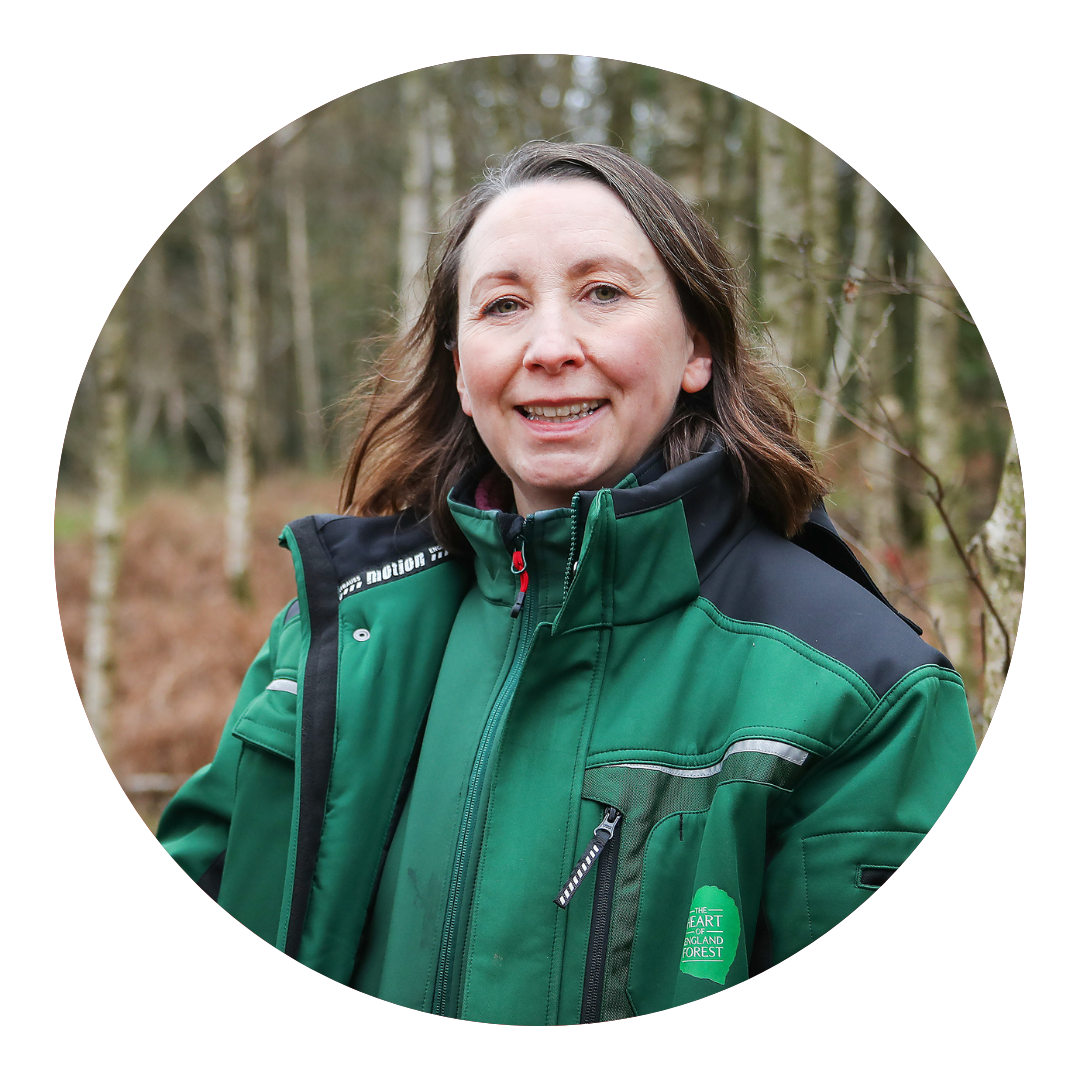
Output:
(56, 472), (340, 822)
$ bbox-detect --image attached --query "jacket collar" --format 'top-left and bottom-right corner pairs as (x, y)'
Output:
(448, 493), (574, 614)
(447, 447), (746, 631)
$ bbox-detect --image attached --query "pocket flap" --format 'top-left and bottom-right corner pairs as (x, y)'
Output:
(801, 829), (923, 938)
(232, 678), (299, 761)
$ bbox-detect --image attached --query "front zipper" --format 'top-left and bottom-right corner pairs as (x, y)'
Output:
(562, 494), (581, 596)
(509, 540), (529, 618)
(431, 530), (538, 1016)
(580, 806), (622, 1024)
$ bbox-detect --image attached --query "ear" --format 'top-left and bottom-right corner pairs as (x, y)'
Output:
(681, 328), (712, 394)
(453, 348), (474, 417)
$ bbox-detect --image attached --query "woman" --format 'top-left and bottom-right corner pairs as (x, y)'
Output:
(158, 141), (976, 1024)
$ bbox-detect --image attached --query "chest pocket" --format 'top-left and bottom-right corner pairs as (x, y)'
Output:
(578, 738), (817, 1021)
(218, 674), (299, 944)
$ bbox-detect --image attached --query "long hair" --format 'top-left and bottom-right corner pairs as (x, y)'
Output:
(339, 140), (826, 547)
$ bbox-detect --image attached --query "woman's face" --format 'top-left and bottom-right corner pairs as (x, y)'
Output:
(454, 179), (712, 516)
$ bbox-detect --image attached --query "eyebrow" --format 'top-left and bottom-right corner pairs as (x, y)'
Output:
(466, 254), (647, 305)
(566, 255), (646, 283)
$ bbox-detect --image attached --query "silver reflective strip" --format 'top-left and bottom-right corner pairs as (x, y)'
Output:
(266, 678), (298, 695)
(616, 761), (727, 779)
(722, 738), (809, 766)
(605, 738), (808, 779)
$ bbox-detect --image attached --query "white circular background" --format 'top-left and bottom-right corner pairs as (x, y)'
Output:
(7, 3), (1075, 1075)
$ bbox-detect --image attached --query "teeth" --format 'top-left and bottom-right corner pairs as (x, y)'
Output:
(522, 400), (602, 422)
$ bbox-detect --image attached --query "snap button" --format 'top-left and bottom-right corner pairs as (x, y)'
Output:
(352, 628), (371, 642)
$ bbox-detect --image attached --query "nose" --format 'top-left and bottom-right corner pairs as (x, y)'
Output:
(521, 303), (585, 375)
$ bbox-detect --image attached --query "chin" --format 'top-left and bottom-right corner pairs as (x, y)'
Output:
(518, 464), (611, 500)
(509, 444), (633, 507)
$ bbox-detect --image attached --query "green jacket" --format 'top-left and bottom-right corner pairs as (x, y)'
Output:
(158, 449), (976, 1024)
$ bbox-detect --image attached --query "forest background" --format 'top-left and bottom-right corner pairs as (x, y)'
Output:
(54, 55), (1024, 824)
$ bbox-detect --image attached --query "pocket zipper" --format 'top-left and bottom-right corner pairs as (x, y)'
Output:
(580, 807), (622, 1024)
(554, 806), (624, 1023)
(554, 806), (622, 908)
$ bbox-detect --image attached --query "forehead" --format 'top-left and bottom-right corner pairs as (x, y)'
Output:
(458, 179), (662, 283)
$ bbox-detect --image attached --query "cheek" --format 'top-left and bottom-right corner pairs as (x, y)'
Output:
(457, 349), (508, 418)
(604, 328), (690, 408)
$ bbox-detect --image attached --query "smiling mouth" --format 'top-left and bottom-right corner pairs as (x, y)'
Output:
(518, 399), (606, 423)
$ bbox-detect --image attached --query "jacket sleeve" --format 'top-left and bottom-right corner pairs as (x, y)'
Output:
(156, 603), (291, 894)
(759, 666), (977, 966)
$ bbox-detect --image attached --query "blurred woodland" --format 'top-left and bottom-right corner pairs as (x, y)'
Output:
(54, 56), (1023, 823)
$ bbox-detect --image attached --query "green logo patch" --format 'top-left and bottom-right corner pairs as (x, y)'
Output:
(680, 885), (741, 985)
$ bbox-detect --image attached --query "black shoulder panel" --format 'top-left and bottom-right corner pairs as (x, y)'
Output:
(792, 505), (922, 635)
(700, 522), (952, 698)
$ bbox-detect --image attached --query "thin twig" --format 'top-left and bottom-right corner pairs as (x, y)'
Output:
(830, 519), (941, 631)
(814, 271), (895, 398)
(734, 215), (974, 323)
(806, 379), (1013, 673)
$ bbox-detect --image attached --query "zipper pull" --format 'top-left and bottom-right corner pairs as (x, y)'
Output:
(509, 541), (529, 618)
(554, 806), (622, 908)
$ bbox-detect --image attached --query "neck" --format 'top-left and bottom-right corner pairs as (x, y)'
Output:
(511, 482), (575, 518)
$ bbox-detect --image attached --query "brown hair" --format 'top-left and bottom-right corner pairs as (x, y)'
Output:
(339, 140), (826, 546)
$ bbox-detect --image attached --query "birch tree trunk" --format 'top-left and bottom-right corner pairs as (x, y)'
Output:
(398, 74), (455, 329)
(190, 185), (230, 472)
(284, 136), (323, 471)
(83, 307), (128, 754)
(757, 110), (807, 372)
(700, 87), (729, 226)
(600, 58), (635, 150)
(192, 185), (229, 379)
(915, 239), (967, 668)
(968, 433), (1024, 736)
(224, 159), (259, 602)
(805, 140), (839, 378)
(398, 70), (434, 329)
(657, 71), (705, 201)
(429, 91), (455, 225)
(563, 55), (608, 144)
(815, 174), (880, 450)
(855, 199), (902, 557)
(130, 243), (186, 463)
(724, 97), (756, 271)
(859, 394), (902, 558)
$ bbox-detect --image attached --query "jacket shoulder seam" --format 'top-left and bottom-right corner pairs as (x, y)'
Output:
(819, 664), (967, 770)
(693, 596), (880, 708)
(266, 598), (298, 666)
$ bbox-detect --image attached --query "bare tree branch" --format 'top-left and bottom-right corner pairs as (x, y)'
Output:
(734, 215), (975, 323)
(806, 378), (1012, 673)
(829, 518), (942, 632)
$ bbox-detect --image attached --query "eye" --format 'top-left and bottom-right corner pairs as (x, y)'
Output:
(483, 297), (522, 316)
(588, 283), (623, 303)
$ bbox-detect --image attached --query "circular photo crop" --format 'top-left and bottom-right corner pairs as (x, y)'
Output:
(56, 55), (1022, 1024)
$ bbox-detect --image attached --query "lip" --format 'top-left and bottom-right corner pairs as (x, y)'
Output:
(516, 397), (606, 408)
(513, 399), (609, 435)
